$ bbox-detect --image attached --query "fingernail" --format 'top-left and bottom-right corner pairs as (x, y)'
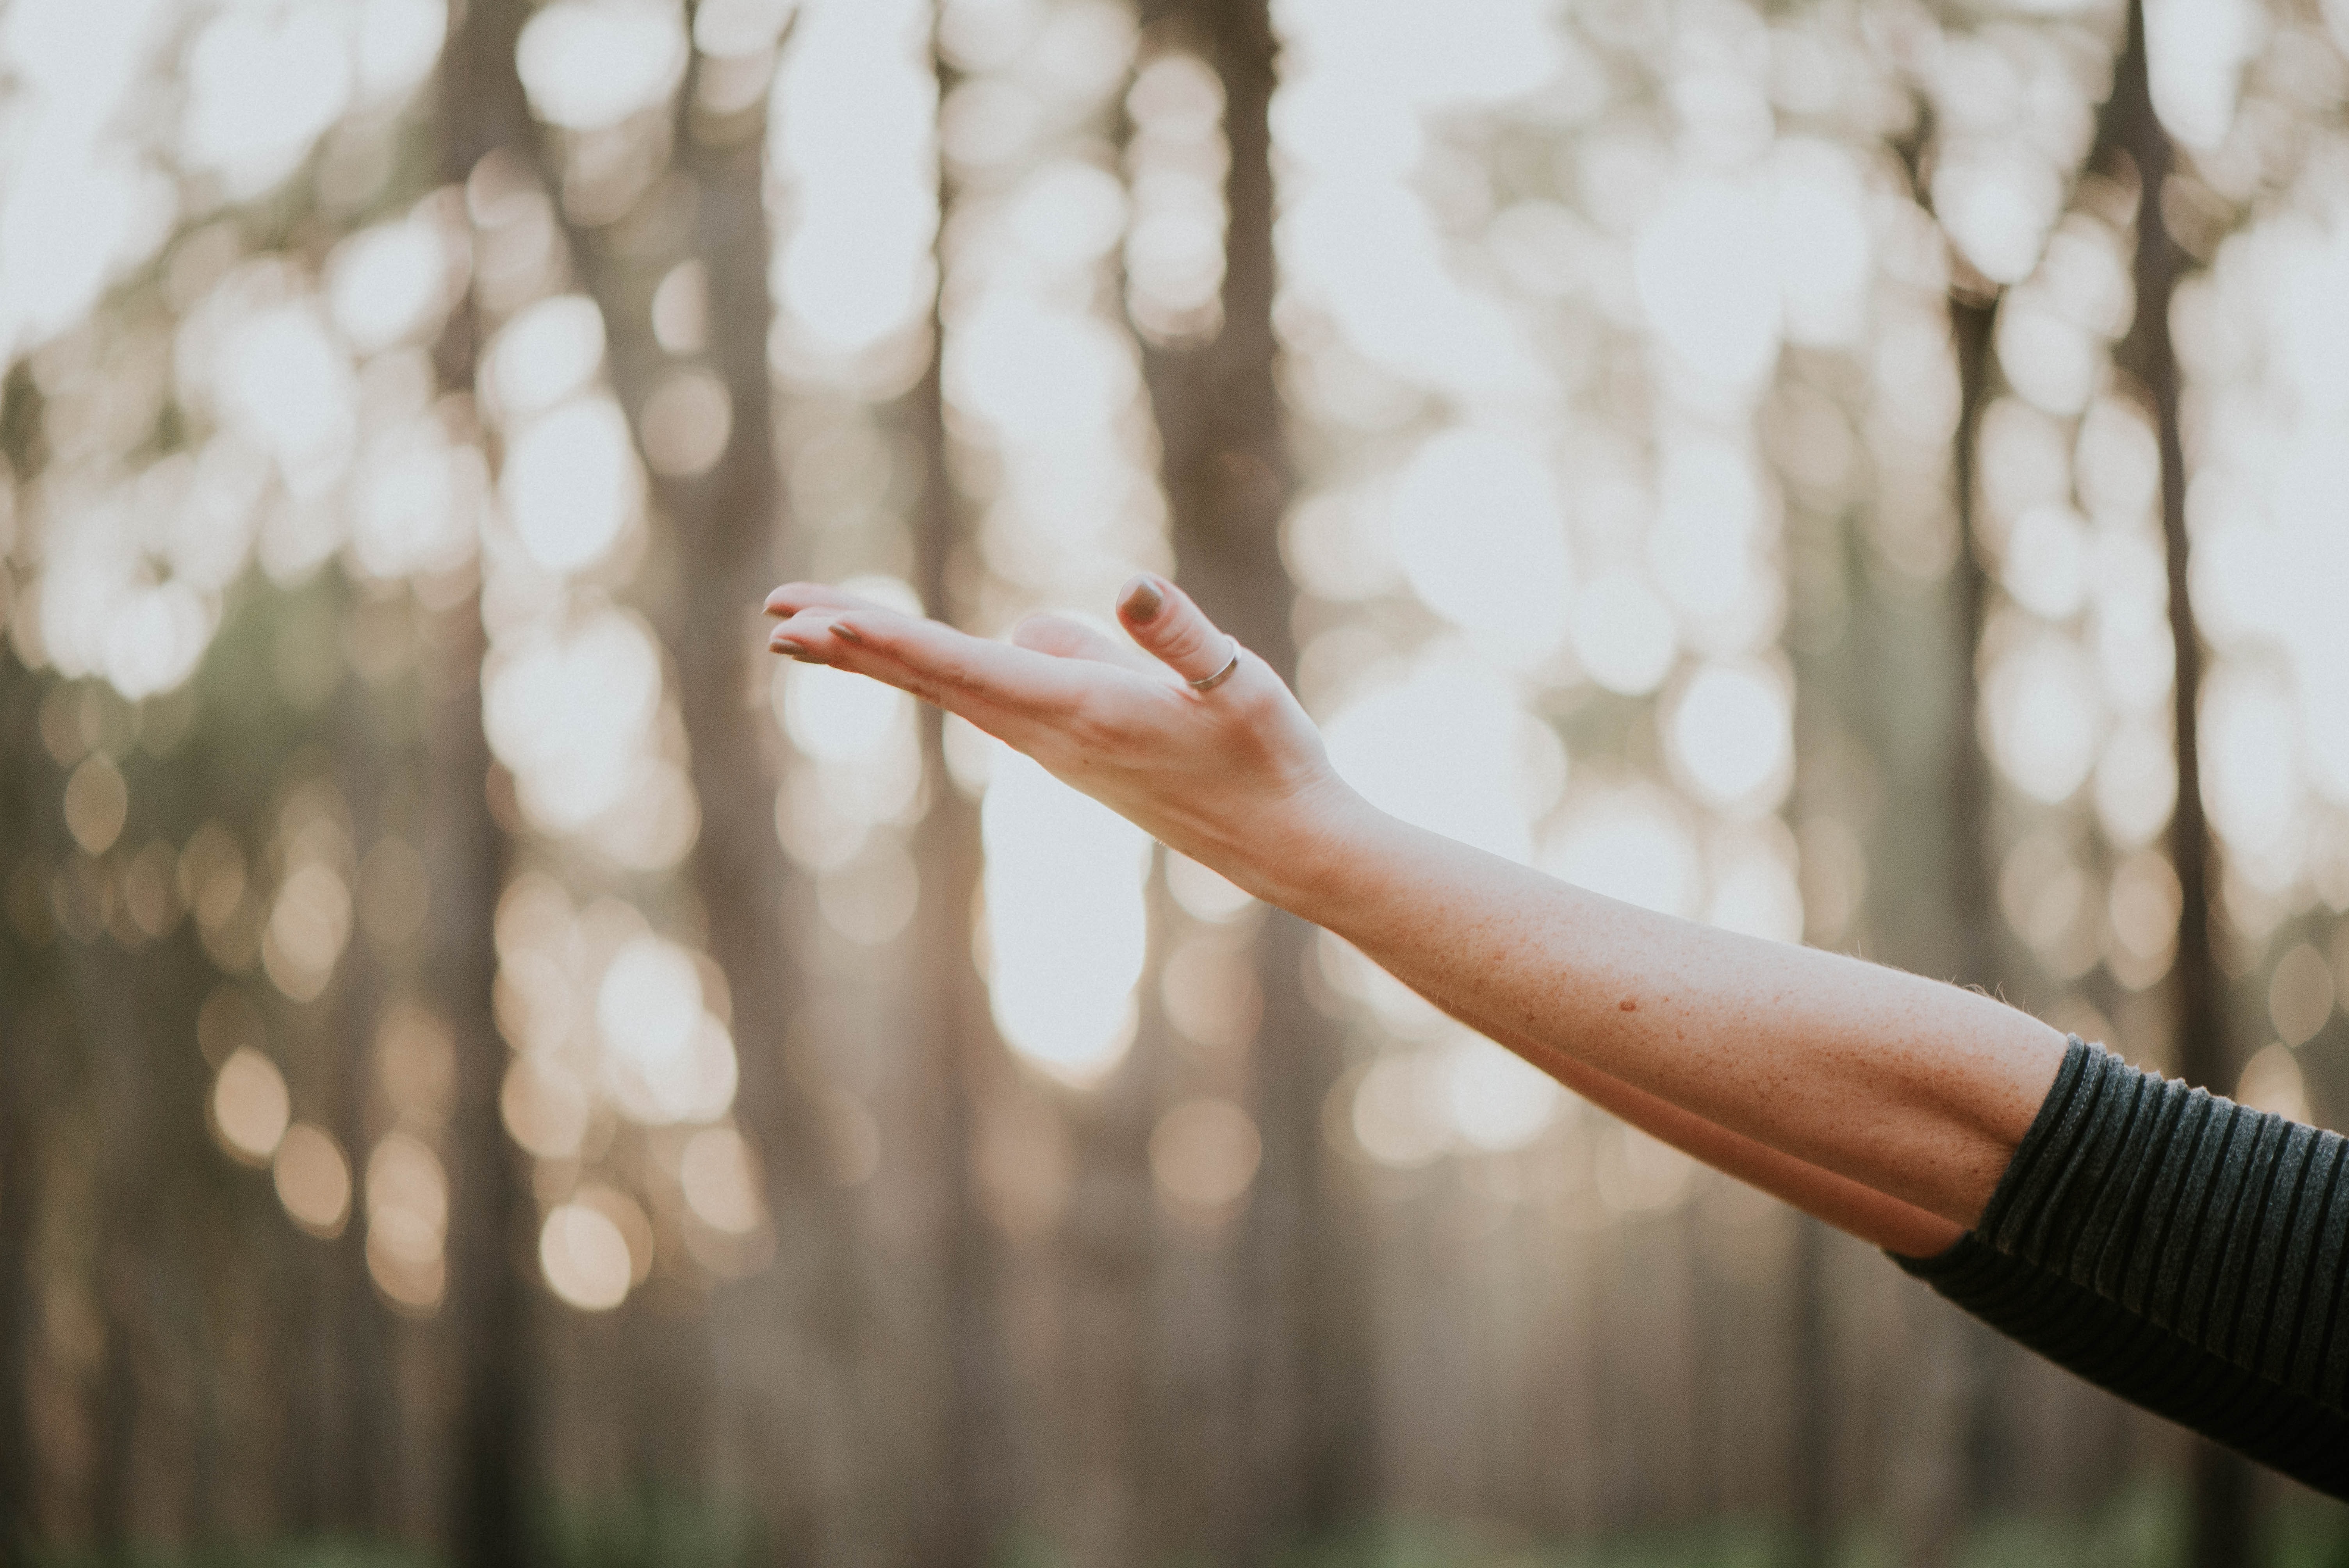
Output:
(771, 638), (806, 658)
(1119, 574), (1162, 623)
(832, 620), (865, 645)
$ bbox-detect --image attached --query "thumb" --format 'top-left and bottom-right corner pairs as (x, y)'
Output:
(1116, 573), (1238, 687)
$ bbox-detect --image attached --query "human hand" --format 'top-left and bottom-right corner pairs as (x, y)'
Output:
(761, 575), (1366, 906)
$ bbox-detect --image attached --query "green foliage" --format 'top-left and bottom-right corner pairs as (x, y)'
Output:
(1941, 1482), (2178, 1568)
(986, 1528), (1075, 1568)
(535, 1489), (769, 1568)
(1274, 1518), (1781, 1568)
(30, 1543), (437, 1568)
(25, 1491), (770, 1568)
(2271, 1500), (2349, 1568)
(23, 1488), (2349, 1568)
(1265, 1486), (2349, 1568)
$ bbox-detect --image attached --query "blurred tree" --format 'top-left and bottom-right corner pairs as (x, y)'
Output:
(1899, 266), (2006, 1568)
(2098, 0), (2255, 1561)
(66, 635), (225, 1550)
(0, 363), (48, 1559)
(522, 5), (875, 1551)
(1784, 1215), (1832, 1566)
(1866, 102), (2009, 1563)
(644, 23), (857, 1557)
(298, 648), (403, 1536)
(902, 39), (1009, 1566)
(431, 0), (540, 1559)
(1132, 0), (1373, 1555)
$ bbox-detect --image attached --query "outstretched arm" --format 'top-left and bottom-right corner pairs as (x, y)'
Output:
(765, 577), (2063, 1235)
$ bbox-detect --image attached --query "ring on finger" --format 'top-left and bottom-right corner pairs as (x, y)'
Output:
(1188, 638), (1241, 692)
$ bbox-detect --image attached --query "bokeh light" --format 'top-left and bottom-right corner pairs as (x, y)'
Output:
(770, 0), (938, 364)
(1571, 572), (1677, 696)
(1668, 661), (1793, 816)
(596, 934), (738, 1124)
(1635, 181), (1781, 389)
(365, 1132), (448, 1314)
(62, 754), (128, 856)
(680, 1126), (766, 1235)
(980, 747), (1150, 1082)
(1149, 1097), (1262, 1216)
(1123, 51), (1227, 344)
(540, 1200), (633, 1312)
(1984, 631), (2101, 806)
(1348, 1053), (1451, 1170)
(501, 398), (640, 576)
(1596, 1122), (1695, 1216)
(211, 1047), (291, 1166)
(502, 1056), (593, 1160)
(2237, 1042), (2310, 1124)
(1444, 1037), (1561, 1153)
(182, 5), (354, 196)
(1324, 650), (1537, 865)
(1543, 789), (1701, 921)
(273, 1122), (353, 1238)
(487, 295), (607, 421)
(1165, 851), (1255, 924)
(2269, 943), (2335, 1048)
(1389, 429), (1572, 664)
(262, 861), (353, 1004)
(517, 0), (686, 132)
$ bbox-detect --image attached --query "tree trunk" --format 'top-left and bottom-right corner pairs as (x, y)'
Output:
(328, 653), (404, 1535)
(2102, 1), (2255, 1559)
(1891, 284), (2005, 1560)
(1786, 1215), (1832, 1567)
(1943, 284), (2000, 1057)
(72, 806), (201, 1546)
(629, 32), (850, 1558)
(672, 68), (829, 1568)
(1133, 0), (1372, 1553)
(506, 15), (870, 1547)
(661, 21), (840, 1292)
(900, 91), (1004, 1557)
(433, 0), (539, 1559)
(1867, 109), (2016, 1559)
(0, 368), (49, 1562)
(424, 584), (535, 1568)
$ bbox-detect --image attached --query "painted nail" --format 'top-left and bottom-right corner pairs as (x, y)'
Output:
(832, 620), (866, 645)
(772, 638), (807, 658)
(1119, 574), (1162, 623)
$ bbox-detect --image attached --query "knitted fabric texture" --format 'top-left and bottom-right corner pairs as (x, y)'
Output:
(1894, 1035), (2349, 1499)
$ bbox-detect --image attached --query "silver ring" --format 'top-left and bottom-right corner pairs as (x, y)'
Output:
(1188, 638), (1241, 692)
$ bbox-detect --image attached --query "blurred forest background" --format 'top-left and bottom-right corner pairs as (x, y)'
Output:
(3, 0), (2349, 1563)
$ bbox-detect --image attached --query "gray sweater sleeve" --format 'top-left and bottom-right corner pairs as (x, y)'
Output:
(1893, 1035), (2349, 1499)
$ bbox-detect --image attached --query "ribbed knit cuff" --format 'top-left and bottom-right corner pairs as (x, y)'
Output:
(1887, 1033), (2349, 1497)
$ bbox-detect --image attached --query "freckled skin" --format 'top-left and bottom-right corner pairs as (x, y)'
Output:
(763, 577), (2068, 1255)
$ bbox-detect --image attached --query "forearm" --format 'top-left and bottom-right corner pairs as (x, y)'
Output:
(1477, 1020), (1962, 1256)
(1267, 795), (2064, 1229)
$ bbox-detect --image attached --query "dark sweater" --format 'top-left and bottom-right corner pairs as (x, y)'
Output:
(1893, 1035), (2349, 1499)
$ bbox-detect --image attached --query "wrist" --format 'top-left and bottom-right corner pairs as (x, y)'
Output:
(1225, 773), (1387, 924)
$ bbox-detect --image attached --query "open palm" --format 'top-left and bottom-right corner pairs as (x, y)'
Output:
(763, 574), (1357, 901)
